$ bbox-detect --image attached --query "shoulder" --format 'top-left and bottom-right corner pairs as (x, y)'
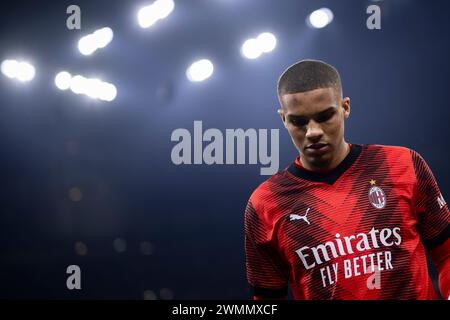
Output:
(362, 144), (420, 164)
(248, 172), (282, 211)
(363, 143), (414, 156)
(246, 169), (297, 216)
(361, 144), (430, 179)
(245, 170), (298, 239)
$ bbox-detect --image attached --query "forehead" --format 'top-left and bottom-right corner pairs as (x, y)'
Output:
(280, 87), (339, 116)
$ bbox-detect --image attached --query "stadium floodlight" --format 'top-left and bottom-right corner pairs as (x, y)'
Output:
(138, 0), (175, 29)
(78, 27), (114, 56)
(94, 27), (114, 48)
(98, 82), (117, 101)
(242, 39), (262, 59)
(55, 71), (72, 90)
(138, 6), (160, 28)
(1, 59), (35, 82)
(256, 32), (277, 53)
(186, 59), (214, 82)
(57, 71), (117, 102)
(241, 32), (277, 59)
(78, 35), (97, 55)
(153, 0), (175, 19)
(307, 8), (334, 29)
(70, 75), (88, 95)
(84, 78), (104, 99)
(15, 61), (35, 81)
(1, 60), (19, 78)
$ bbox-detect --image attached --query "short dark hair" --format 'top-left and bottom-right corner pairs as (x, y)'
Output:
(277, 59), (342, 99)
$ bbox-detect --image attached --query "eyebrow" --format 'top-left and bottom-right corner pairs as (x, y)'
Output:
(287, 106), (336, 120)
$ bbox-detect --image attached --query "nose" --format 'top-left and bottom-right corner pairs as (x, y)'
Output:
(305, 120), (323, 141)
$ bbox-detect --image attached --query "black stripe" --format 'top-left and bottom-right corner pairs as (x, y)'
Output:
(287, 144), (363, 185)
(251, 285), (288, 299)
(422, 224), (450, 249)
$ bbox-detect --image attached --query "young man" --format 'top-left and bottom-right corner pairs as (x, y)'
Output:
(244, 59), (449, 299)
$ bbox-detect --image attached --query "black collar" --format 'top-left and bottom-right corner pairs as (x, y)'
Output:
(287, 144), (363, 185)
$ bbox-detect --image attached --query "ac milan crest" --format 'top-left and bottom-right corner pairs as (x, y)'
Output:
(369, 186), (386, 209)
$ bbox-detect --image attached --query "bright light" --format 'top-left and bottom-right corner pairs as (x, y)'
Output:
(70, 75), (88, 94)
(78, 27), (114, 55)
(98, 82), (117, 101)
(241, 32), (277, 59)
(59, 72), (117, 102)
(84, 78), (103, 99)
(16, 62), (35, 81)
(138, 0), (175, 29)
(256, 32), (277, 53)
(1, 59), (35, 82)
(78, 35), (96, 55)
(138, 6), (160, 28)
(55, 71), (72, 90)
(153, 0), (175, 19)
(308, 8), (334, 29)
(186, 59), (214, 82)
(242, 39), (262, 59)
(94, 27), (114, 48)
(1, 60), (19, 78)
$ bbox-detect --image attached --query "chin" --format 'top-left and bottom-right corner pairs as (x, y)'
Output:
(309, 154), (332, 167)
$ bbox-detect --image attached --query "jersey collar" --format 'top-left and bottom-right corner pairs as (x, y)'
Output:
(287, 144), (363, 185)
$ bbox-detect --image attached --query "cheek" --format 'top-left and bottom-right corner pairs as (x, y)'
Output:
(287, 126), (302, 136)
(324, 119), (343, 136)
(287, 127), (306, 144)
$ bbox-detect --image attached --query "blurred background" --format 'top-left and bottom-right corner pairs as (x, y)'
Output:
(0, 0), (449, 299)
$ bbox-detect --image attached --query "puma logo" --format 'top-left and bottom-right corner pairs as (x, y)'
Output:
(289, 207), (311, 225)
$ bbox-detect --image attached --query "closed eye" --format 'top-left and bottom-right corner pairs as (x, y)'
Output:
(289, 116), (308, 127)
(287, 107), (336, 127)
(315, 109), (336, 123)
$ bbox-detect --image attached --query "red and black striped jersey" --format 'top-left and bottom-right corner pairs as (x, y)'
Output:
(245, 144), (449, 299)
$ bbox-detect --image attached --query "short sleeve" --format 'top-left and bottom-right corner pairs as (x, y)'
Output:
(411, 150), (450, 249)
(244, 200), (289, 298)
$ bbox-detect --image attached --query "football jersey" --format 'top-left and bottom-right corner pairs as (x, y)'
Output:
(245, 144), (449, 299)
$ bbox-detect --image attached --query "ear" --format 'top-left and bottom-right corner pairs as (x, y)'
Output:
(278, 108), (287, 127)
(342, 97), (350, 120)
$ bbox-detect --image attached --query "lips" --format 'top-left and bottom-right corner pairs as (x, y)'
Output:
(305, 143), (330, 156)
(306, 143), (328, 149)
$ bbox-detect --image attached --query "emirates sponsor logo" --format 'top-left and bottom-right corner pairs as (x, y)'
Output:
(295, 227), (402, 288)
(295, 227), (401, 270)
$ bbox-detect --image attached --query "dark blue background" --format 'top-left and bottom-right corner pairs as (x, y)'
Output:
(0, 0), (449, 299)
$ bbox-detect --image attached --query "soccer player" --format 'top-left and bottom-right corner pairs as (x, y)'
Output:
(244, 59), (449, 300)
